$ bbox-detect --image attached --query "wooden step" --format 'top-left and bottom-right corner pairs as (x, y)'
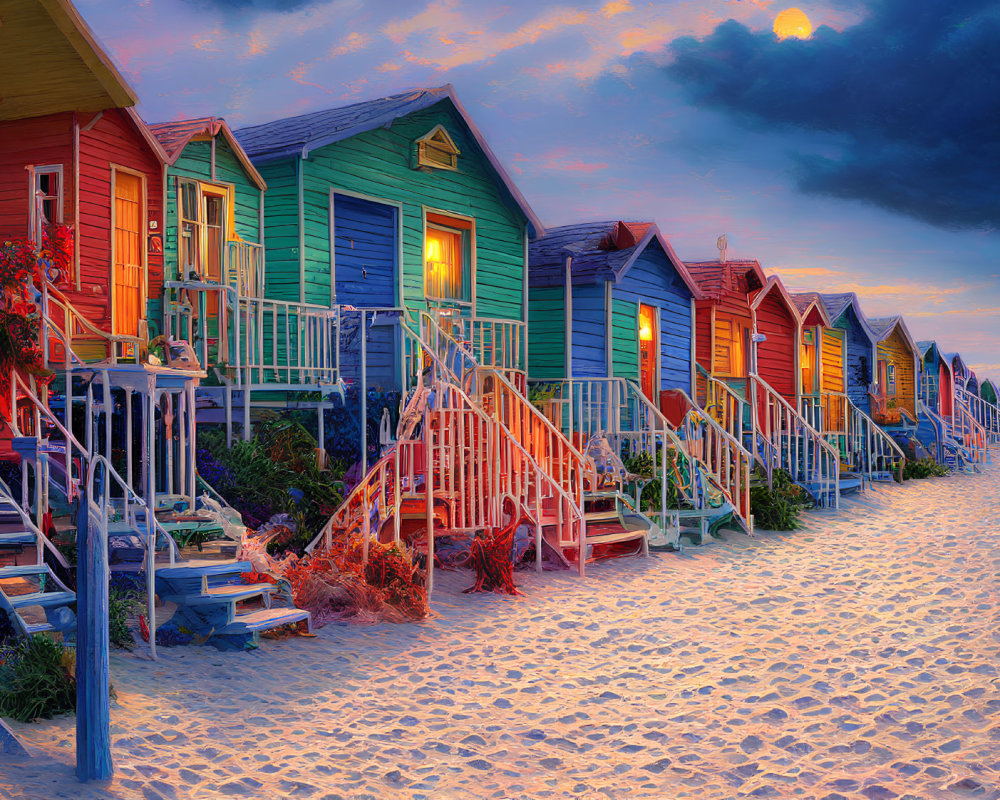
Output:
(218, 607), (310, 635)
(0, 564), (51, 579)
(9, 590), (76, 610)
(585, 520), (645, 546)
(160, 582), (276, 607)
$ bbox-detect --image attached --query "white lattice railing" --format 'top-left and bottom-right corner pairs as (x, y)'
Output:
(952, 391), (990, 462)
(956, 386), (1000, 445)
(307, 325), (586, 580)
(38, 283), (142, 368)
(749, 375), (840, 507)
(226, 240), (264, 299)
(801, 392), (905, 483)
(163, 284), (339, 389)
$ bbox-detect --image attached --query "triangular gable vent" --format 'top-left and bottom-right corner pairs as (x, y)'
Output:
(416, 125), (460, 171)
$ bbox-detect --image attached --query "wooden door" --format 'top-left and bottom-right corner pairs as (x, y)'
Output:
(638, 304), (657, 403)
(113, 171), (144, 336)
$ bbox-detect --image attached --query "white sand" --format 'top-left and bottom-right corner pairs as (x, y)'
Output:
(2, 464), (999, 800)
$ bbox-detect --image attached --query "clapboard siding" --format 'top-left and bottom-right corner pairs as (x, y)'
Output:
(820, 328), (845, 393)
(610, 298), (638, 380)
(249, 100), (529, 320)
(754, 290), (797, 401)
(527, 286), (565, 380)
(833, 305), (874, 413)
(0, 112), (73, 243)
(877, 328), (916, 417)
(571, 283), (605, 377)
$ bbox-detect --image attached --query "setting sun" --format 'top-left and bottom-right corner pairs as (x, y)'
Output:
(773, 7), (813, 40)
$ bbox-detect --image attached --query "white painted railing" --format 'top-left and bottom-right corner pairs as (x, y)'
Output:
(952, 391), (990, 463)
(956, 386), (1000, 445)
(38, 282), (142, 367)
(439, 313), (526, 379)
(749, 375), (840, 507)
(414, 312), (588, 514)
(226, 240), (264, 299)
(163, 283), (339, 389)
(801, 392), (905, 484)
(308, 325), (585, 581)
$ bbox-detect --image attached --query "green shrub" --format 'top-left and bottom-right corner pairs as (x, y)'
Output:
(750, 468), (809, 530)
(108, 574), (143, 650)
(0, 635), (75, 722)
(621, 449), (681, 511)
(903, 457), (949, 480)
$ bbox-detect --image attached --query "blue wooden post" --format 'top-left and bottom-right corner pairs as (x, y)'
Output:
(75, 477), (112, 781)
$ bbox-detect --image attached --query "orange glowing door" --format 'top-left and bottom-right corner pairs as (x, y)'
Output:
(638, 304), (657, 403)
(113, 171), (144, 337)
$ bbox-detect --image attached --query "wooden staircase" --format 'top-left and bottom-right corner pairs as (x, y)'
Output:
(155, 560), (310, 649)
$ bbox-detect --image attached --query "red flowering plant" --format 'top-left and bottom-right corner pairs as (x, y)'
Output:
(0, 238), (50, 389)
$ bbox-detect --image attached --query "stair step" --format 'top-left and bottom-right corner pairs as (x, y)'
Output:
(161, 582), (277, 606)
(155, 560), (252, 578)
(9, 590), (76, 610)
(218, 607), (310, 635)
(0, 564), (51, 579)
(585, 521), (645, 546)
(0, 532), (35, 545)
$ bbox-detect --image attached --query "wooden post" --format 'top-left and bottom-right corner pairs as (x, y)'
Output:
(361, 310), (368, 477)
(76, 474), (111, 781)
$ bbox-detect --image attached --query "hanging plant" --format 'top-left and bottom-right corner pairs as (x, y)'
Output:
(38, 224), (74, 286)
(0, 239), (51, 412)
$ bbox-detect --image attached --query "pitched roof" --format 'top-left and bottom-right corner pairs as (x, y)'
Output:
(234, 84), (543, 236)
(868, 315), (919, 357)
(148, 117), (266, 190)
(751, 276), (802, 321)
(683, 259), (766, 300)
(0, 0), (137, 120)
(789, 291), (832, 326)
(528, 221), (701, 297)
(817, 292), (879, 344)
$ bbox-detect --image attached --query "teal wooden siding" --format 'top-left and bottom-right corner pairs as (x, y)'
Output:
(610, 298), (639, 380)
(259, 100), (527, 318)
(257, 159), (300, 304)
(527, 286), (565, 380)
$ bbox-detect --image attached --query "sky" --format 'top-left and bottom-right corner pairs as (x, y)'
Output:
(78, 0), (1000, 382)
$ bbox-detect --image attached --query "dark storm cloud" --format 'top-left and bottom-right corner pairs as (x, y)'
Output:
(667, 0), (1000, 230)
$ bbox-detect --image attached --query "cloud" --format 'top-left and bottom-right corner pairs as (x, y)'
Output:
(181, 0), (318, 12)
(666, 0), (1000, 229)
(768, 266), (845, 277)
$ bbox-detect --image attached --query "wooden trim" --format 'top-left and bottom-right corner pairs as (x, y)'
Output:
(605, 280), (613, 378)
(109, 163), (149, 336)
(689, 297), (696, 396)
(210, 135), (216, 182)
(564, 256), (573, 377)
(709, 303), (717, 376)
(297, 158), (305, 304)
(73, 113), (81, 289)
(421, 204), (476, 312)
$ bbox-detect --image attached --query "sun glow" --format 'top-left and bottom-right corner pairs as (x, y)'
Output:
(773, 7), (813, 40)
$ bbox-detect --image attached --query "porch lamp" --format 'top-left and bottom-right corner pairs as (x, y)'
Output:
(639, 322), (654, 341)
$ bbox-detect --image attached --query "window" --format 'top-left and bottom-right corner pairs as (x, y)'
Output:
(415, 125), (460, 171)
(887, 363), (896, 394)
(424, 212), (472, 305)
(714, 318), (748, 376)
(29, 165), (64, 244)
(178, 179), (230, 282)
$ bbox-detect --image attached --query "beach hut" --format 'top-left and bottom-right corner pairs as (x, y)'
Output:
(948, 357), (1000, 446)
(867, 316), (920, 429)
(982, 379), (998, 406)
(686, 255), (840, 506)
(146, 118), (334, 445)
(526, 221), (753, 540)
(239, 87), (635, 576)
(915, 341), (954, 461)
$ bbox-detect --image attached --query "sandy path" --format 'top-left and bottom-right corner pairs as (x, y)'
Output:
(1, 464), (999, 800)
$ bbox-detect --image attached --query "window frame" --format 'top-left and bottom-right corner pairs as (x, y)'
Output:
(28, 164), (64, 244)
(176, 177), (234, 283)
(422, 208), (475, 310)
(415, 125), (461, 171)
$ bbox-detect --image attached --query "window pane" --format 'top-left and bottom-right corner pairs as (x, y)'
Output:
(425, 226), (464, 301)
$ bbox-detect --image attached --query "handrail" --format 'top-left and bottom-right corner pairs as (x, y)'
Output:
(951, 394), (989, 464)
(0, 475), (69, 570)
(38, 282), (142, 367)
(956, 387), (1000, 445)
(85, 454), (166, 660)
(748, 373), (841, 508)
(308, 322), (587, 576)
(13, 372), (180, 563)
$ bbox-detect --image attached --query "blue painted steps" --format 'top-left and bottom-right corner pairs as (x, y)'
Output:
(0, 563), (76, 639)
(155, 560), (311, 649)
